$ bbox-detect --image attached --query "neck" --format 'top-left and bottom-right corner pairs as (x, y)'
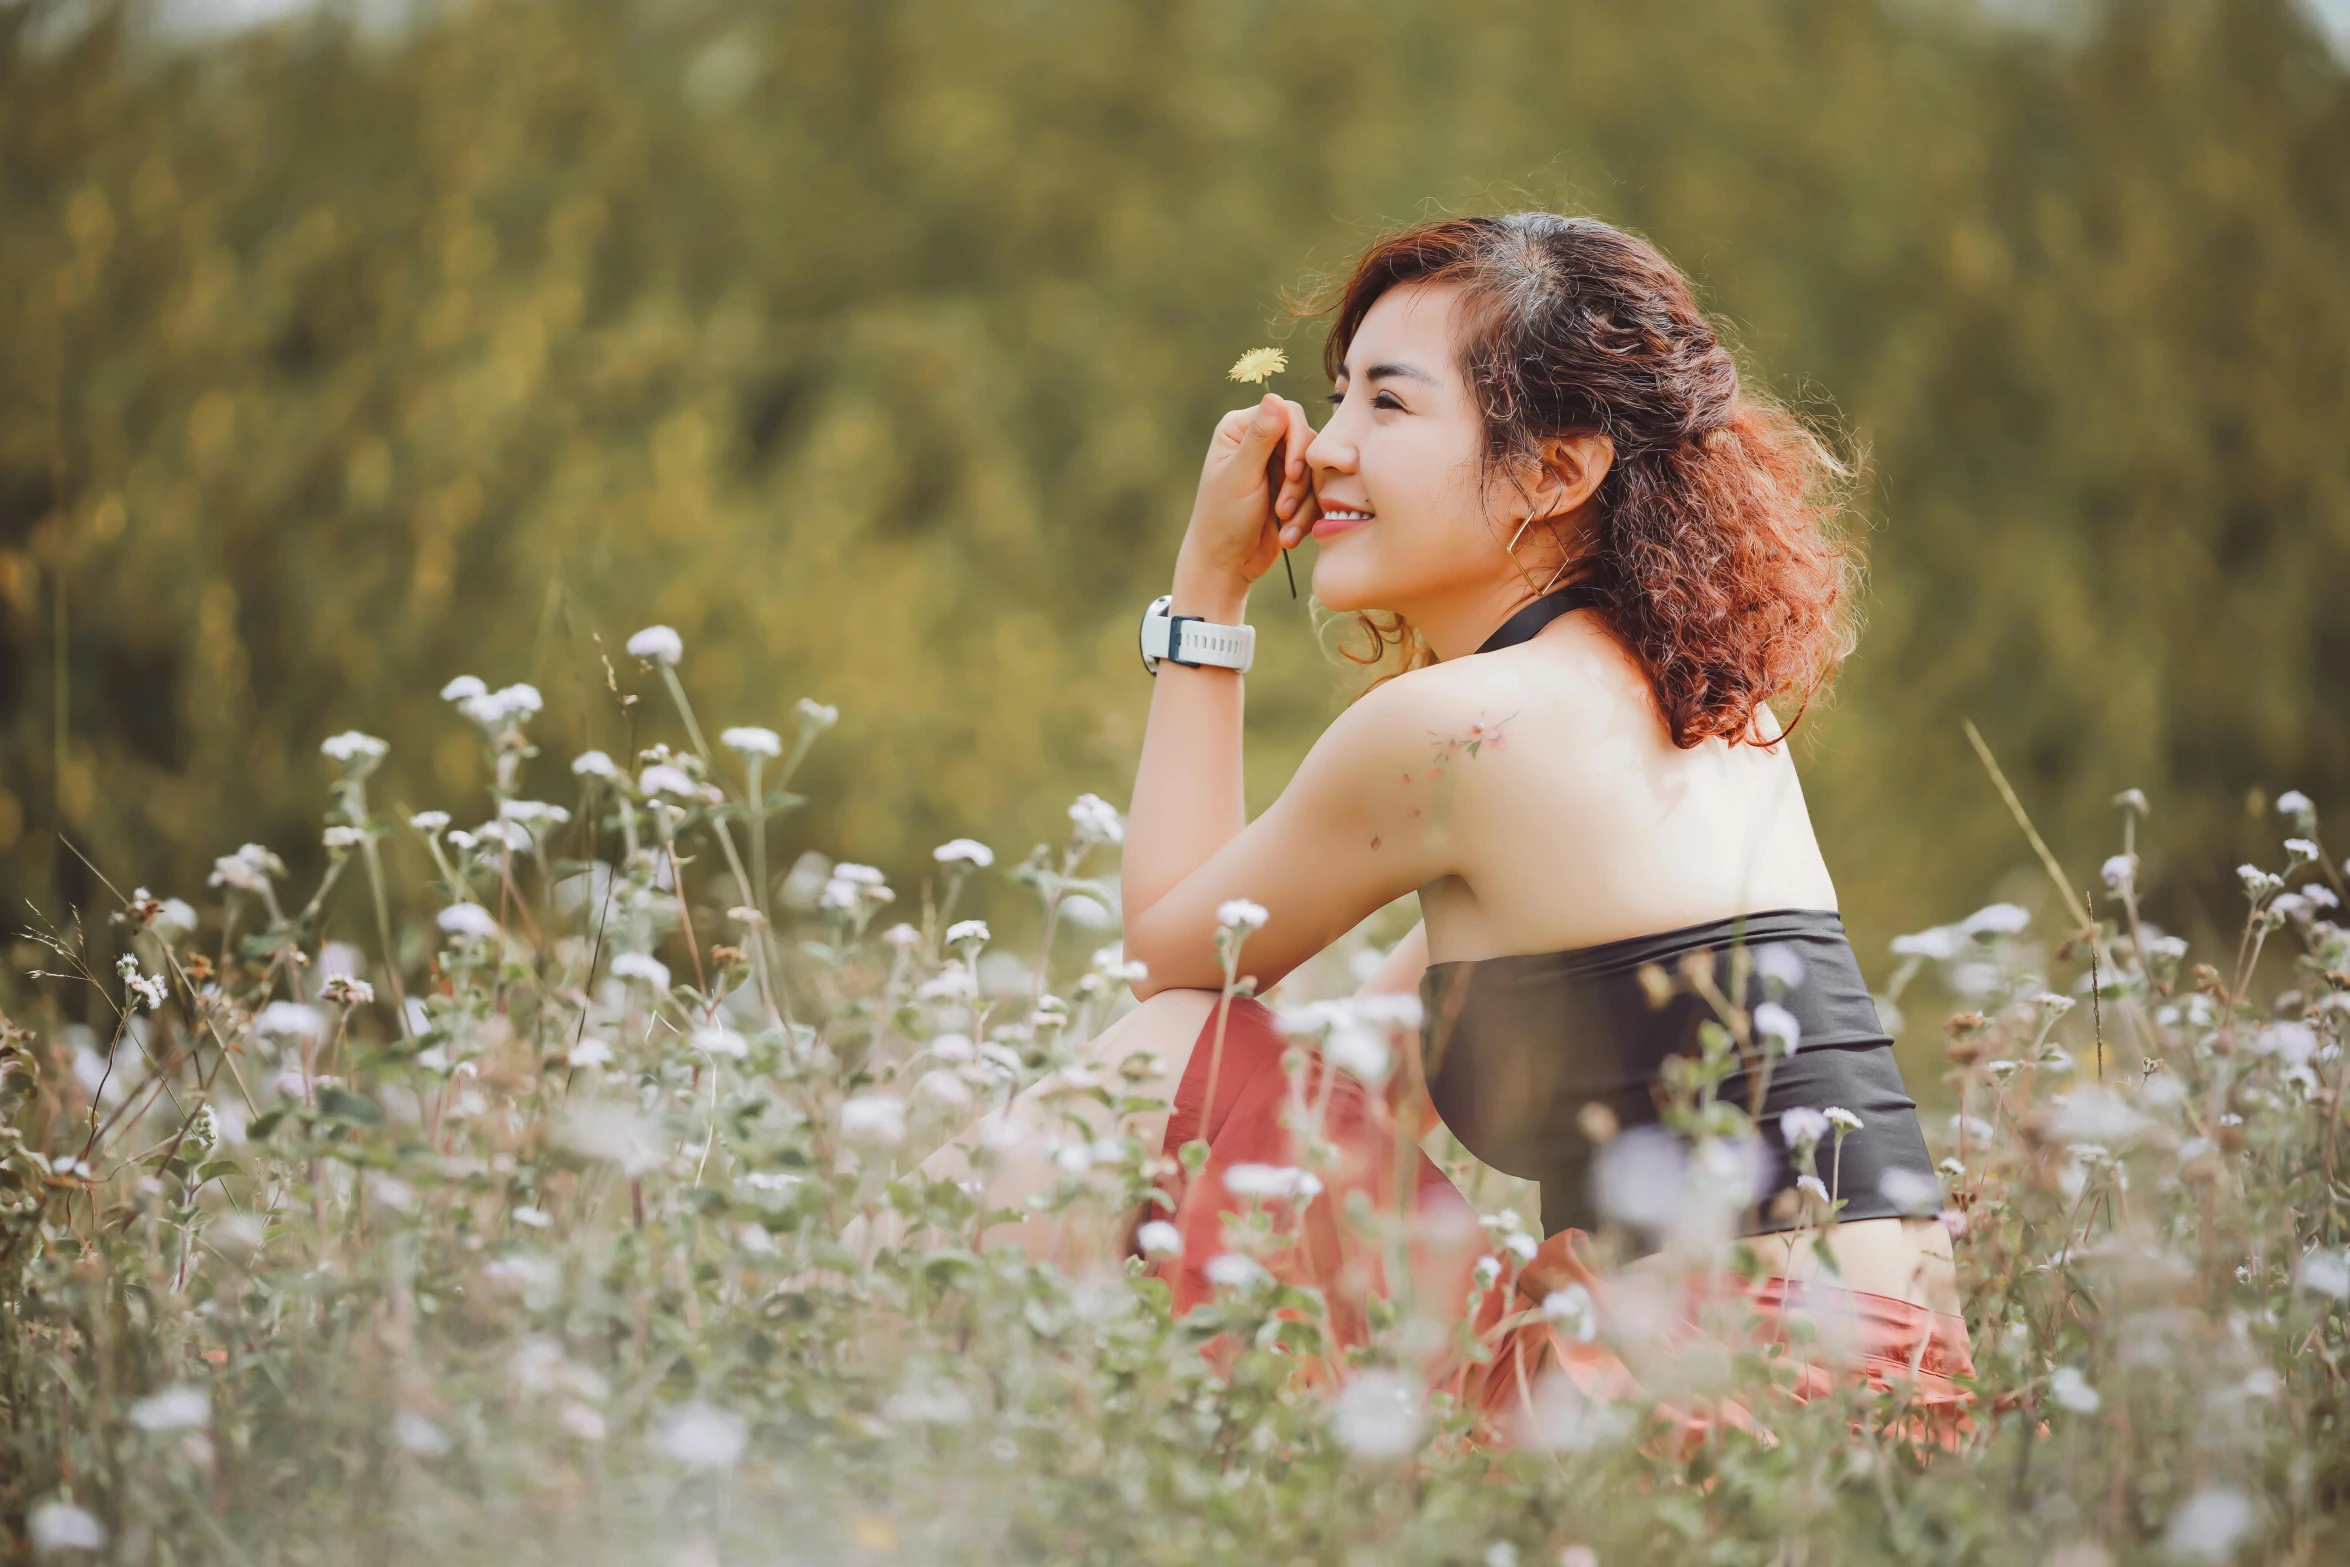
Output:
(1407, 579), (1555, 662)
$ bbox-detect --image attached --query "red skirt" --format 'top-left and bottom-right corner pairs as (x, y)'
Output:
(1135, 997), (1975, 1448)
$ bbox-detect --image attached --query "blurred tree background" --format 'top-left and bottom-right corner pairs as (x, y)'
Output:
(2, 0), (2346, 981)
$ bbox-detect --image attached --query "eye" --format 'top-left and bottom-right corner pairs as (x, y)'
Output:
(1324, 389), (1346, 406)
(1372, 391), (1405, 411)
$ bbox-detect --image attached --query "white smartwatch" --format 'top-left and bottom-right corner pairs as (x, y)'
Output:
(1138, 594), (1255, 676)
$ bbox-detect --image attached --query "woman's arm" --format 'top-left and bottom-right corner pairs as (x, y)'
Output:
(1124, 670), (1457, 996)
(1121, 395), (1316, 922)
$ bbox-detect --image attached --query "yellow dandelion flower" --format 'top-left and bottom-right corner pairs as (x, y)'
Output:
(1227, 347), (1288, 386)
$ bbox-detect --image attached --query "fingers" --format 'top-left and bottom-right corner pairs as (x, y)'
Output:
(1234, 391), (1287, 459)
(1271, 398), (1317, 529)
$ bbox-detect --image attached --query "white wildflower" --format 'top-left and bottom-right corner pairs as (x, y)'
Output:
(457, 684), (542, 731)
(795, 697), (839, 732)
(2277, 789), (2314, 822)
(1329, 1369), (1426, 1460)
(1204, 1252), (1267, 1289)
(2100, 853), (2136, 890)
(1878, 1166), (1944, 1216)
(1780, 1106), (1830, 1149)
(692, 1025), (749, 1059)
(320, 730), (389, 771)
(1959, 902), (2031, 936)
(2255, 1022), (2319, 1067)
(560, 1402), (608, 1442)
(821, 876), (884, 912)
(608, 952), (671, 991)
(393, 1411), (451, 1455)
(1135, 1220), (1183, 1258)
(152, 897), (198, 940)
(625, 625), (684, 665)
(2048, 1366), (2101, 1415)
(929, 1033), (975, 1063)
(117, 957), (166, 1013)
(720, 726), (782, 758)
(1221, 1163), (1322, 1201)
(1796, 1174), (1831, 1204)
(933, 838), (994, 867)
(472, 817), (533, 853)
(322, 825), (367, 851)
(129, 1385), (211, 1432)
(570, 750), (621, 780)
(436, 903), (500, 942)
(1753, 1000), (1801, 1053)
(409, 810), (451, 834)
(2033, 992), (2077, 1018)
(320, 974), (374, 1008)
(1091, 944), (1148, 984)
(1216, 898), (1268, 934)
(916, 965), (978, 1002)
(915, 1069), (972, 1109)
(656, 1402), (746, 1469)
(2164, 1488), (2256, 1563)
(439, 674), (487, 702)
(1068, 792), (1125, 846)
(501, 799), (570, 831)
(1590, 1125), (1692, 1232)
(881, 922), (921, 948)
(2238, 864), (2282, 903)
(2294, 1248), (2350, 1300)
(840, 1095), (907, 1147)
(2284, 837), (2320, 866)
(255, 1001), (327, 1040)
(945, 919), (991, 947)
(208, 843), (284, 893)
(28, 1499), (106, 1555)
(1755, 944), (1806, 991)
(1058, 892), (1113, 929)
(1822, 1106), (1863, 1133)
(638, 764), (699, 799)
(1889, 925), (1962, 961)
(1538, 1283), (1597, 1342)
(1326, 1021), (1392, 1083)
(568, 1037), (614, 1069)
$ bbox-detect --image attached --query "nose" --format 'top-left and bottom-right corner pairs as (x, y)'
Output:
(1305, 408), (1355, 480)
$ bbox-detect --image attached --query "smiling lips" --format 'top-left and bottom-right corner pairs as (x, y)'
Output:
(1313, 506), (1374, 541)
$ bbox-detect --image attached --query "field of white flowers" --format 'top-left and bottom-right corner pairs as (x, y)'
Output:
(4, 633), (2346, 1565)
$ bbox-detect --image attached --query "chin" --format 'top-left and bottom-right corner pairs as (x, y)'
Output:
(1307, 552), (1392, 614)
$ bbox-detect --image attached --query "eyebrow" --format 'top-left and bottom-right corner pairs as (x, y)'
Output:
(1338, 360), (1439, 384)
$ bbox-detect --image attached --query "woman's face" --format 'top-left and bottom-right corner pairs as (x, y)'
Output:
(1304, 280), (1510, 615)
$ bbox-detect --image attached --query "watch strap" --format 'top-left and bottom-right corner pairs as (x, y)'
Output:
(1140, 594), (1255, 674)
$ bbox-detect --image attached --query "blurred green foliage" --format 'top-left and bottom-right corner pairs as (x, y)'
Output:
(2, 0), (2346, 976)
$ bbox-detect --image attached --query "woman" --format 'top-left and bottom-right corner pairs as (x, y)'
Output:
(911, 212), (1968, 1438)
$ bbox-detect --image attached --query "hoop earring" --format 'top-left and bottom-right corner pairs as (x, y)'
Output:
(1504, 514), (1574, 596)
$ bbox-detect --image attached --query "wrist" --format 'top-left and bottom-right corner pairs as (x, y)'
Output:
(1170, 556), (1252, 623)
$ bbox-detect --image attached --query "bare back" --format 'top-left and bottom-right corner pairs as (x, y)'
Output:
(1408, 610), (1838, 964)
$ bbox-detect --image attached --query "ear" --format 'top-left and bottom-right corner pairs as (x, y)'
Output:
(1522, 432), (1615, 525)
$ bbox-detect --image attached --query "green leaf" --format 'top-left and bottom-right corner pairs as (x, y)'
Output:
(247, 1108), (287, 1142)
(316, 1087), (384, 1126)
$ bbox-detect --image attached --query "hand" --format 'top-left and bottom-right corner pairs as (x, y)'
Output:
(1174, 393), (1318, 611)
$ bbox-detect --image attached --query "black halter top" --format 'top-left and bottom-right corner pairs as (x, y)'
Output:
(1417, 586), (1940, 1239)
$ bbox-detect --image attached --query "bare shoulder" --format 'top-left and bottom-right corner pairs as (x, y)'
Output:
(1357, 627), (1633, 730)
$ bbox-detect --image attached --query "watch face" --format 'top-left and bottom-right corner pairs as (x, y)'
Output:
(1139, 595), (1171, 674)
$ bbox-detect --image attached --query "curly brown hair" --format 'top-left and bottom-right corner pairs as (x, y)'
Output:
(1310, 213), (1859, 748)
